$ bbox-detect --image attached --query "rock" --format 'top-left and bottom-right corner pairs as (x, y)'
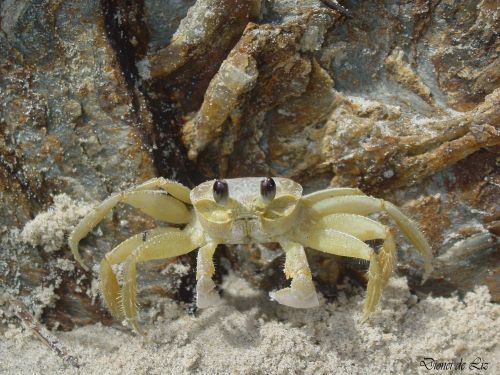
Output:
(146, 0), (261, 80)
(323, 89), (500, 192)
(180, 8), (338, 176)
(0, 0), (169, 329)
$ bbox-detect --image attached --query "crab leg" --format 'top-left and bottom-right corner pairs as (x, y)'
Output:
(378, 232), (396, 288)
(69, 189), (191, 270)
(312, 213), (387, 241)
(307, 195), (432, 280)
(383, 201), (432, 280)
(134, 177), (192, 203)
(294, 225), (394, 319)
(301, 187), (364, 204)
(294, 227), (373, 260)
(363, 251), (382, 321)
(196, 243), (222, 308)
(270, 241), (319, 308)
(309, 195), (383, 217)
(308, 214), (397, 318)
(311, 213), (397, 287)
(121, 228), (201, 333)
(99, 228), (177, 319)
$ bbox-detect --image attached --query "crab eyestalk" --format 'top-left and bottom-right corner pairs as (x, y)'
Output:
(260, 177), (276, 203)
(213, 179), (229, 205)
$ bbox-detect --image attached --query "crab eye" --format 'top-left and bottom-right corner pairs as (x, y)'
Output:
(260, 177), (276, 203)
(213, 179), (229, 205)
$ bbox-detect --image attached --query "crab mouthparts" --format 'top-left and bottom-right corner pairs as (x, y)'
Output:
(234, 214), (259, 221)
(228, 215), (269, 243)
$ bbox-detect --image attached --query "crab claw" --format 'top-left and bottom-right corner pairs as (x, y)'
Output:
(196, 276), (222, 308)
(269, 277), (319, 308)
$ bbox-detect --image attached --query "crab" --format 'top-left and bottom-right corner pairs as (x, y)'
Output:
(69, 177), (433, 333)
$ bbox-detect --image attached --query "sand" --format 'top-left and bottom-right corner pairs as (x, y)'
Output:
(1, 273), (498, 375)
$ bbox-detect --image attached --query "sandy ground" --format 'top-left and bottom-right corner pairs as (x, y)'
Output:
(1, 273), (498, 375)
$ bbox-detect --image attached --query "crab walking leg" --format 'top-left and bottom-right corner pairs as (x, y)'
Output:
(309, 195), (384, 217)
(196, 243), (222, 308)
(121, 229), (201, 333)
(378, 232), (396, 288)
(312, 214), (397, 286)
(270, 241), (319, 308)
(69, 190), (191, 270)
(363, 251), (382, 321)
(312, 213), (387, 241)
(301, 187), (364, 204)
(295, 228), (373, 261)
(99, 228), (177, 319)
(384, 201), (432, 281)
(133, 177), (192, 203)
(308, 195), (433, 280)
(294, 226), (390, 319)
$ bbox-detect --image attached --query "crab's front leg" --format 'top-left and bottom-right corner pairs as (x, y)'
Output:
(121, 228), (201, 333)
(196, 243), (223, 308)
(269, 241), (319, 308)
(293, 214), (397, 320)
(69, 177), (192, 270)
(313, 214), (397, 288)
(99, 228), (177, 320)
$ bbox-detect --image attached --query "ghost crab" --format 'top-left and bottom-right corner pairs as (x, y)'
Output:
(69, 177), (433, 333)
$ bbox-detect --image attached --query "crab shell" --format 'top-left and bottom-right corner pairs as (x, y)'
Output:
(191, 177), (303, 243)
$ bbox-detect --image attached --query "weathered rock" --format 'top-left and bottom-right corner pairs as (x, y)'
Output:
(429, 0), (499, 111)
(181, 8), (338, 176)
(0, 1), (166, 329)
(146, 0), (261, 80)
(323, 88), (500, 192)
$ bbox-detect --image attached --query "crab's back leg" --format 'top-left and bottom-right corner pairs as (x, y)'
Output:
(122, 228), (202, 333)
(307, 195), (432, 280)
(269, 241), (319, 308)
(69, 189), (191, 270)
(99, 228), (177, 320)
(294, 227), (373, 260)
(383, 201), (432, 280)
(308, 195), (382, 217)
(293, 224), (393, 320)
(363, 251), (382, 321)
(196, 243), (222, 308)
(301, 187), (363, 204)
(308, 214), (397, 317)
(312, 213), (386, 241)
(312, 213), (397, 287)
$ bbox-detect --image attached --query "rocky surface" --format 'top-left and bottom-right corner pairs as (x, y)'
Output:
(0, 0), (498, 333)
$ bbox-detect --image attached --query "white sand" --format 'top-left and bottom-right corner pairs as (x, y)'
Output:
(1, 273), (498, 374)
(19, 194), (94, 254)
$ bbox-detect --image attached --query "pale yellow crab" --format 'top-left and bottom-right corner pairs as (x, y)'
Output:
(69, 177), (433, 333)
